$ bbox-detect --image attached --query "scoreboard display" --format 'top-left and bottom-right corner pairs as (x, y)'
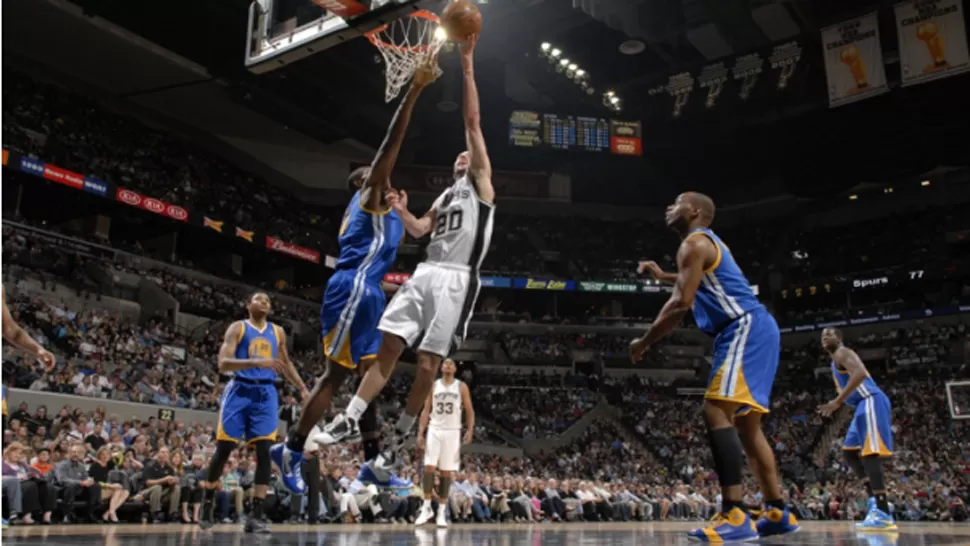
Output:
(510, 111), (640, 156)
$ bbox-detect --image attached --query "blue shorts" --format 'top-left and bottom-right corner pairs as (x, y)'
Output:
(217, 379), (279, 443)
(321, 269), (385, 369)
(705, 307), (780, 415)
(844, 393), (893, 457)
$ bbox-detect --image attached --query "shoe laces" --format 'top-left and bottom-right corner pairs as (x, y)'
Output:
(707, 512), (730, 526)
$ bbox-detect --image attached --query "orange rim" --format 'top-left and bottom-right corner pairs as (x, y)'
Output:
(365, 9), (440, 53)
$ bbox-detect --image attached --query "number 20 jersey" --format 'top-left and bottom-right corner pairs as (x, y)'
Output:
(430, 378), (463, 430)
(425, 175), (494, 270)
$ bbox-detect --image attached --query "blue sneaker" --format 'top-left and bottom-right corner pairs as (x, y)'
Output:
(857, 508), (897, 531)
(357, 461), (413, 491)
(269, 443), (306, 494)
(755, 506), (800, 537)
(687, 507), (759, 542)
(867, 497), (876, 513)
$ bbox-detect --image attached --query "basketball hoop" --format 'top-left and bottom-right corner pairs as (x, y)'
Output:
(365, 10), (446, 102)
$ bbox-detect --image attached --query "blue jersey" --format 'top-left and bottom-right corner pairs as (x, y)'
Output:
(831, 360), (885, 408)
(234, 320), (282, 382)
(335, 190), (404, 286)
(688, 228), (764, 335)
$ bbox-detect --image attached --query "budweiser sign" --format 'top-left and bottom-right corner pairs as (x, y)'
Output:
(265, 236), (320, 264)
(116, 187), (189, 222)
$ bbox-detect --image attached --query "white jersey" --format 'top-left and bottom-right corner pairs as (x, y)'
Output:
(429, 378), (463, 430)
(425, 175), (494, 270)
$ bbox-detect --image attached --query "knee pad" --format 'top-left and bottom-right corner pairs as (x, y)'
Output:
(253, 440), (273, 486)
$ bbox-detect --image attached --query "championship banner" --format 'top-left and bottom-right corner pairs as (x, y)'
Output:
(895, 0), (970, 86)
(821, 13), (889, 107)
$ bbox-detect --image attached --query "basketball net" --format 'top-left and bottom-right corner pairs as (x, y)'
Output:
(366, 11), (446, 103)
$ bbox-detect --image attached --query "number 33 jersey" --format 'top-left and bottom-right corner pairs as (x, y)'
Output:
(430, 378), (463, 430)
(425, 175), (494, 270)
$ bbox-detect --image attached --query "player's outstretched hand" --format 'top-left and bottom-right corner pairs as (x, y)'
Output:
(412, 52), (440, 88)
(460, 34), (478, 67)
(386, 189), (408, 211)
(462, 430), (473, 445)
(818, 399), (841, 418)
(37, 347), (56, 371)
(637, 260), (666, 279)
(628, 337), (649, 363)
(257, 359), (285, 374)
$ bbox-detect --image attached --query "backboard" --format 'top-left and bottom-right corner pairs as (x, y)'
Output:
(245, 0), (440, 73)
(946, 380), (970, 419)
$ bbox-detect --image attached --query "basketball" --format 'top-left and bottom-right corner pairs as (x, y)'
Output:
(441, 1), (482, 41)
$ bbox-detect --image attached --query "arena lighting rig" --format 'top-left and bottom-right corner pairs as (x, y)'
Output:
(539, 42), (621, 112)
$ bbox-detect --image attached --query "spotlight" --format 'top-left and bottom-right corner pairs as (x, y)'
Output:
(921, 180), (931, 186)
(575, 69), (585, 78)
(606, 90), (615, 97)
(586, 87), (595, 95)
(560, 58), (570, 66)
(434, 27), (447, 41)
(610, 95), (619, 104)
(568, 63), (578, 71)
(848, 194), (858, 200)
(541, 42), (551, 52)
(551, 48), (561, 58)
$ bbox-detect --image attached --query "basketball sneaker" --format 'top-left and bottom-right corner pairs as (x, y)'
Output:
(435, 505), (449, 528)
(269, 443), (306, 494)
(687, 507), (759, 542)
(244, 517), (272, 534)
(414, 501), (435, 526)
(316, 413), (361, 445)
(857, 507), (897, 531)
(357, 461), (413, 490)
(755, 506), (800, 537)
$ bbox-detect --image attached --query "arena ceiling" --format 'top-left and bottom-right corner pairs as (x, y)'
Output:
(23, 0), (970, 205)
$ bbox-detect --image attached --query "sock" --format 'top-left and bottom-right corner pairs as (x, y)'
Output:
(346, 396), (369, 422)
(286, 429), (307, 453)
(252, 497), (264, 520)
(722, 499), (743, 514)
(875, 493), (890, 513)
(395, 412), (417, 435)
(363, 438), (381, 461)
(766, 498), (786, 511)
(865, 481), (874, 498)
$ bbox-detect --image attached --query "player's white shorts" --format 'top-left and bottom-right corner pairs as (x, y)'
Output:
(378, 262), (480, 358)
(424, 428), (461, 471)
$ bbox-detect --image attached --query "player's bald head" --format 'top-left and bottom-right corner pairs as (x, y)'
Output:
(682, 192), (715, 225)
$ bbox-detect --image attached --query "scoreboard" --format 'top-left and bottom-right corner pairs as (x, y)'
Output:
(509, 111), (641, 156)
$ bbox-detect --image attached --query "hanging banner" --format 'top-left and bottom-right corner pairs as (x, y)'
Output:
(821, 13), (889, 107)
(895, 0), (970, 86)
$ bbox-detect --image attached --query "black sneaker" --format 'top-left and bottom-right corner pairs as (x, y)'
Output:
(244, 518), (272, 534)
(316, 414), (361, 445)
(199, 501), (216, 530)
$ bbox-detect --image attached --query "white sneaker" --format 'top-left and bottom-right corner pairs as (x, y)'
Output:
(414, 502), (434, 526)
(435, 509), (449, 528)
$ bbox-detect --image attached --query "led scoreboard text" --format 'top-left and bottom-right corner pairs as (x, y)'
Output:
(509, 111), (642, 156)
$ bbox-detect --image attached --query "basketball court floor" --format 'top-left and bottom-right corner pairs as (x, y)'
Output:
(3, 521), (967, 546)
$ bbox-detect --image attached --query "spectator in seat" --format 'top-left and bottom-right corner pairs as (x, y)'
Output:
(89, 446), (129, 523)
(466, 473), (492, 522)
(3, 442), (54, 524)
(180, 452), (205, 524)
(539, 478), (567, 522)
(217, 459), (245, 523)
(30, 448), (53, 477)
(339, 466), (384, 522)
(485, 475), (511, 522)
(54, 444), (102, 523)
(136, 446), (181, 523)
(558, 480), (583, 521)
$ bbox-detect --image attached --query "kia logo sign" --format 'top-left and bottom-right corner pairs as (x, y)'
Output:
(167, 205), (188, 221)
(118, 189), (141, 205)
(144, 198), (166, 213)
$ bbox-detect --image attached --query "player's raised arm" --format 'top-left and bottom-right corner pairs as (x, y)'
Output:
(629, 236), (712, 362)
(361, 56), (440, 211)
(275, 328), (310, 400)
(821, 347), (870, 415)
(460, 381), (475, 445)
(2, 288), (56, 370)
(386, 189), (436, 238)
(637, 261), (678, 285)
(459, 35), (494, 204)
(217, 321), (280, 374)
